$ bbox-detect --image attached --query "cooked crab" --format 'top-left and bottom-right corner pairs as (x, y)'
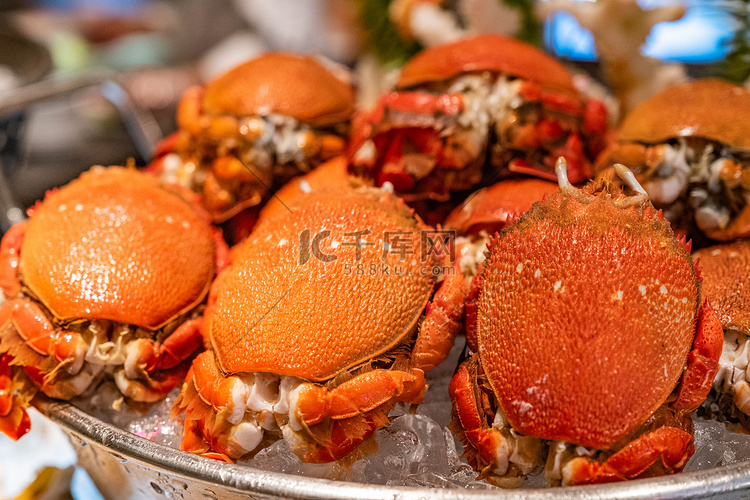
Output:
(350, 34), (608, 205)
(0, 166), (229, 440)
(692, 241), (750, 422)
(449, 159), (723, 486)
(595, 79), (750, 241)
(172, 187), (466, 463)
(150, 53), (355, 224)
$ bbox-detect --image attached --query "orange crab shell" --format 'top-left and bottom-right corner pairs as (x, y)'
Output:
(21, 167), (217, 330)
(618, 79), (750, 149)
(202, 53), (355, 127)
(444, 178), (559, 236)
(397, 34), (576, 93)
(211, 189), (436, 381)
(693, 241), (750, 335)
(476, 191), (699, 449)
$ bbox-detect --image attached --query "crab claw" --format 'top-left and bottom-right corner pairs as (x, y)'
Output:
(294, 368), (426, 426)
(449, 362), (506, 472)
(0, 354), (31, 440)
(126, 318), (204, 375)
(670, 299), (723, 411)
(563, 426), (694, 485)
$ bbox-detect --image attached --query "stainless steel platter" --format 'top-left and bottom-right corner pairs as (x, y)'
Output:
(34, 397), (750, 500)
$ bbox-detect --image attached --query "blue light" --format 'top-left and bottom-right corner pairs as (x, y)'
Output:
(545, 0), (735, 63)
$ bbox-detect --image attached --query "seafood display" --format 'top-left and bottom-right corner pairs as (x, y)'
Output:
(172, 187), (465, 463)
(596, 79), (750, 242)
(150, 53), (355, 224)
(693, 241), (750, 420)
(8, 17), (750, 495)
(0, 166), (229, 440)
(450, 160), (723, 486)
(349, 34), (608, 206)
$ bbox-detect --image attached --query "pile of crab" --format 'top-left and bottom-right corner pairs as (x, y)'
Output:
(5, 33), (750, 493)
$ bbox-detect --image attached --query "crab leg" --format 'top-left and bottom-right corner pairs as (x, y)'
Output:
(301, 413), (383, 463)
(375, 91), (465, 121)
(176, 86), (204, 136)
(670, 300), (723, 411)
(563, 426), (694, 485)
(0, 299), (86, 374)
(175, 351), (245, 415)
(0, 222), (25, 298)
(464, 263), (485, 353)
(126, 318), (204, 377)
(0, 354), (31, 440)
(0, 353), (14, 416)
(115, 364), (191, 403)
(294, 368), (426, 426)
(449, 361), (506, 474)
(412, 263), (466, 372)
(173, 351), (256, 458)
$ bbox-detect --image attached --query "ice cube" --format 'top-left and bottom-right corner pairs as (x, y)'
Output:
(246, 439), (348, 479)
(685, 419), (727, 472)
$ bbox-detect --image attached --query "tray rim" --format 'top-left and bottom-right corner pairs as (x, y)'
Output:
(33, 396), (750, 500)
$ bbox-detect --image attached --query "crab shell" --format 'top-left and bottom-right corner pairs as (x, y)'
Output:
(211, 189), (437, 380)
(475, 188), (701, 449)
(201, 53), (355, 127)
(693, 241), (750, 335)
(617, 79), (750, 149)
(444, 178), (559, 237)
(21, 167), (217, 329)
(397, 34), (577, 94)
(595, 79), (750, 241)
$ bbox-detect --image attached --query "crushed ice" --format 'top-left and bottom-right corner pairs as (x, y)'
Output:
(69, 337), (750, 489)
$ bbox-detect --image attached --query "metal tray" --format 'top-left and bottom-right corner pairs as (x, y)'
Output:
(33, 397), (750, 500)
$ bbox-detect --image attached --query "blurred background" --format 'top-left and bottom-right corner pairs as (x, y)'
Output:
(0, 0), (745, 210)
(0, 0), (747, 497)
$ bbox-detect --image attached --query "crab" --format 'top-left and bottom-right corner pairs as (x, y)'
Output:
(0, 166), (229, 441)
(449, 158), (723, 486)
(692, 241), (750, 422)
(349, 34), (608, 206)
(595, 79), (750, 242)
(149, 53), (355, 225)
(443, 178), (558, 280)
(172, 187), (466, 463)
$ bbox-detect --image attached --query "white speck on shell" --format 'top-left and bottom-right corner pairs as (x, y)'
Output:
(516, 263), (523, 273)
(639, 285), (647, 295)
